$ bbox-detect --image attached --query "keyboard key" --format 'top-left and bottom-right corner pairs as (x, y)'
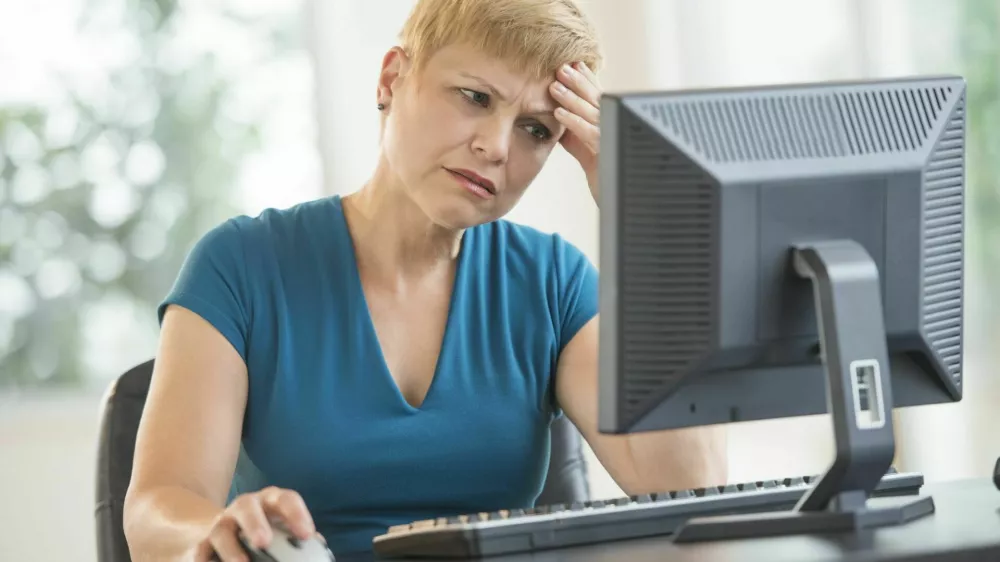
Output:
(673, 490), (695, 499)
(784, 477), (806, 487)
(761, 480), (779, 489)
(631, 494), (652, 504)
(698, 486), (720, 497)
(613, 497), (631, 506)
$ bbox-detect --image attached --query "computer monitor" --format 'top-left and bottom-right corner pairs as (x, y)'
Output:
(597, 75), (966, 541)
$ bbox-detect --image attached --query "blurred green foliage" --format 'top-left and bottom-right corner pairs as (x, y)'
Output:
(0, 0), (303, 389)
(957, 0), (1000, 319)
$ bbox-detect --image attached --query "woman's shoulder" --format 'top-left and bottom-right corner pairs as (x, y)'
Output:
(477, 218), (593, 271)
(158, 197), (349, 361)
(221, 195), (345, 247)
(178, 195), (349, 289)
(475, 219), (598, 348)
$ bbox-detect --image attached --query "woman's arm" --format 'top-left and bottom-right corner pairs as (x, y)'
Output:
(123, 304), (250, 560)
(556, 316), (729, 495)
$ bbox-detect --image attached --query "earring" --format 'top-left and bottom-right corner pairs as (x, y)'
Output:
(377, 103), (385, 111)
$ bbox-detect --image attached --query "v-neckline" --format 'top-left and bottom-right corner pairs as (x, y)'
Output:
(334, 195), (470, 413)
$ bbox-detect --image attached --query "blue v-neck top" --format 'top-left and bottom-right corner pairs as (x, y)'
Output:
(158, 195), (599, 555)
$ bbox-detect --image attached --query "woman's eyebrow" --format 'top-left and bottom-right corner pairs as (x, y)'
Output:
(458, 71), (555, 116)
(458, 71), (508, 102)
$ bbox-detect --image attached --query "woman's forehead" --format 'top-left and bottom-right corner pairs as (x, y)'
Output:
(428, 44), (555, 88)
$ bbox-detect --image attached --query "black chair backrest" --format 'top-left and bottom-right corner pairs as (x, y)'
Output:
(94, 359), (590, 562)
(95, 360), (154, 562)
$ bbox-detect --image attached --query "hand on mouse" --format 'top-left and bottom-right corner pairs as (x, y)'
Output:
(193, 486), (317, 562)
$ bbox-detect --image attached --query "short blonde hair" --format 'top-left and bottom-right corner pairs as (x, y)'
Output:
(398, 0), (602, 80)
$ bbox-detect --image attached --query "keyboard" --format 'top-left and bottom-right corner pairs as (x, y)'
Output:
(372, 469), (924, 559)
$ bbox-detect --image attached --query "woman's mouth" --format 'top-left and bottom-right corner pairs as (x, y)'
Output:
(446, 168), (497, 199)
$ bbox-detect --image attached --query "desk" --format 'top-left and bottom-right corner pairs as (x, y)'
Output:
(360, 478), (1000, 562)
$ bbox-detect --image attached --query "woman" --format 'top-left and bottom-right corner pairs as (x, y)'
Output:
(123, 0), (728, 559)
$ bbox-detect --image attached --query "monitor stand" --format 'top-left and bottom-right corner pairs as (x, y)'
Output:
(673, 240), (935, 543)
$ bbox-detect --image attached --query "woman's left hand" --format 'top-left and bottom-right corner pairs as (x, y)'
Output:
(550, 62), (602, 204)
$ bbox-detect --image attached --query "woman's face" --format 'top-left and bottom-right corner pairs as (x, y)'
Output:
(379, 43), (566, 229)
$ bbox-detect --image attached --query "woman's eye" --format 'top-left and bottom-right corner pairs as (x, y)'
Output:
(525, 123), (552, 141)
(460, 88), (490, 107)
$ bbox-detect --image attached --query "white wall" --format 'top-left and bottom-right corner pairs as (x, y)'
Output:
(1, 390), (104, 562)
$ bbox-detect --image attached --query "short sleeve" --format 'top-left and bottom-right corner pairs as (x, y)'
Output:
(555, 235), (599, 351)
(546, 235), (599, 419)
(158, 218), (252, 362)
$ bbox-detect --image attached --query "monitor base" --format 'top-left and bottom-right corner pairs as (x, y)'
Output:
(674, 494), (935, 543)
(672, 240), (929, 544)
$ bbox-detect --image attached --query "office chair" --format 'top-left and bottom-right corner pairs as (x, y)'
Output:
(94, 359), (591, 562)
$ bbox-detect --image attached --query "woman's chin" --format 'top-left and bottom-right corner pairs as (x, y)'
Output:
(427, 198), (497, 230)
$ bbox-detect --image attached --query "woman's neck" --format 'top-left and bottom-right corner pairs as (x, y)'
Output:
(342, 161), (463, 288)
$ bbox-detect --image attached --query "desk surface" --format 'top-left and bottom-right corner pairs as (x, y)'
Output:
(373, 478), (1000, 562)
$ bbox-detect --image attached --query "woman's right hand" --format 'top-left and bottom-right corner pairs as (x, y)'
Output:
(194, 486), (318, 562)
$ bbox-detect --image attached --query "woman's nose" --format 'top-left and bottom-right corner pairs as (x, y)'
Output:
(471, 118), (513, 164)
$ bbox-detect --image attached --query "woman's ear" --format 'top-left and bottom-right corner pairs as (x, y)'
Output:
(377, 46), (412, 109)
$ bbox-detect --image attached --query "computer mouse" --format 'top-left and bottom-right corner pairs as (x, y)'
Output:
(237, 524), (335, 562)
